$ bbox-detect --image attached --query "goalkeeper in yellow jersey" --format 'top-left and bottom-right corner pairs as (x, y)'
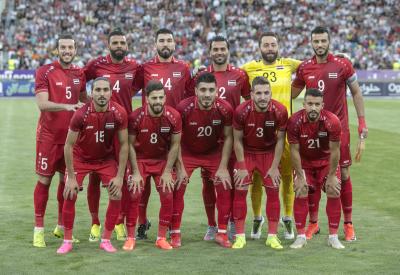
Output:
(242, 32), (301, 240)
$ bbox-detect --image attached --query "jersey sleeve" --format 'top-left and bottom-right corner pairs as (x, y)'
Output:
(69, 110), (84, 132)
(117, 108), (128, 130)
(184, 66), (195, 98)
(128, 111), (139, 136)
(240, 70), (251, 99)
(172, 111), (182, 134)
(133, 64), (144, 92)
(277, 105), (288, 131)
(233, 107), (245, 130)
(34, 66), (49, 94)
(83, 59), (97, 81)
(292, 64), (306, 89)
(220, 101), (233, 127)
(327, 114), (342, 142)
(341, 59), (357, 84)
(287, 116), (299, 144)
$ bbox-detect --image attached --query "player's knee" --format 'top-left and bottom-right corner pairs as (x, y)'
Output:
(297, 188), (308, 198)
(341, 167), (350, 181)
(326, 188), (340, 198)
(38, 175), (52, 185)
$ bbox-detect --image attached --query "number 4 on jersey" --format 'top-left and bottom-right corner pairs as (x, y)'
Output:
(160, 78), (172, 91)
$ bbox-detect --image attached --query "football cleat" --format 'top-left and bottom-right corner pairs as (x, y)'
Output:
(228, 221), (236, 241)
(156, 238), (173, 250)
(232, 235), (246, 249)
(215, 233), (232, 248)
(266, 235), (283, 250)
(33, 229), (46, 248)
(290, 235), (307, 249)
(344, 223), (356, 242)
(136, 219), (151, 240)
(123, 238), (136, 251)
(89, 224), (101, 242)
(56, 241), (73, 254)
(53, 225), (80, 243)
(305, 222), (320, 240)
(100, 240), (117, 253)
(280, 217), (295, 240)
(328, 235), (345, 249)
(250, 216), (265, 239)
(114, 223), (126, 241)
(203, 226), (218, 241)
(170, 233), (181, 248)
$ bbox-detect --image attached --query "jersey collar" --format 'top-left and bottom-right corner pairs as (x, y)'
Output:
(312, 53), (335, 64)
(106, 54), (128, 64)
(154, 55), (176, 63)
(208, 63), (232, 72)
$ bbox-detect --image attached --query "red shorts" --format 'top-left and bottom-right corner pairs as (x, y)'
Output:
(201, 153), (236, 179)
(36, 141), (65, 176)
(303, 165), (341, 193)
(340, 129), (351, 167)
(244, 151), (275, 188)
(182, 152), (221, 181)
(136, 159), (167, 189)
(67, 159), (118, 190)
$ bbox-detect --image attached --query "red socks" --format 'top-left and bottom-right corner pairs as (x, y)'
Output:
(103, 199), (122, 239)
(57, 180), (65, 226)
(63, 195), (77, 240)
(34, 181), (50, 227)
(126, 190), (141, 238)
(171, 184), (187, 231)
(265, 187), (280, 234)
(294, 197), (308, 235)
(138, 177), (151, 225)
(341, 177), (353, 223)
(326, 197), (341, 234)
(87, 173), (101, 225)
(215, 184), (231, 229)
(202, 177), (217, 227)
(233, 189), (248, 234)
(308, 188), (322, 223)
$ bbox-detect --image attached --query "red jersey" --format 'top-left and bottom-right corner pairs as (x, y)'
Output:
(69, 101), (128, 163)
(137, 56), (194, 108)
(287, 109), (341, 168)
(84, 55), (141, 113)
(35, 61), (86, 144)
(128, 105), (182, 160)
(292, 54), (356, 131)
(177, 96), (233, 155)
(233, 99), (288, 153)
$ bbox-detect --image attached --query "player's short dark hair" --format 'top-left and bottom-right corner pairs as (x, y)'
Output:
(145, 80), (164, 96)
(108, 27), (126, 43)
(258, 32), (279, 46)
(92, 77), (110, 90)
(196, 72), (216, 87)
(209, 35), (230, 51)
(304, 88), (323, 99)
(155, 28), (174, 41)
(56, 33), (76, 49)
(311, 26), (330, 41)
(251, 76), (270, 90)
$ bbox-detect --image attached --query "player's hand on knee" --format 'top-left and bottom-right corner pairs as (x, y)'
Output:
(325, 175), (341, 197)
(215, 167), (232, 190)
(175, 166), (188, 190)
(63, 177), (79, 200)
(233, 168), (249, 189)
(128, 173), (143, 194)
(161, 171), (174, 193)
(109, 176), (123, 198)
(266, 167), (281, 188)
(293, 176), (308, 198)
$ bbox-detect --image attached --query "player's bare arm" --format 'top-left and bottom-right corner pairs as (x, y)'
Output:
(128, 134), (143, 194)
(36, 92), (82, 112)
(266, 130), (285, 187)
(291, 85), (304, 99)
(289, 143), (308, 197)
(109, 128), (128, 199)
(175, 147), (188, 190)
(215, 125), (233, 190)
(161, 133), (181, 192)
(63, 130), (79, 200)
(233, 128), (248, 189)
(325, 140), (341, 197)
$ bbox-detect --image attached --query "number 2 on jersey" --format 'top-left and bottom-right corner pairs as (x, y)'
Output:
(307, 138), (320, 149)
(218, 87), (226, 99)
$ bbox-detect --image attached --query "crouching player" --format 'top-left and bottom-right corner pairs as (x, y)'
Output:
(287, 88), (344, 249)
(232, 76), (287, 249)
(57, 77), (128, 254)
(124, 80), (182, 250)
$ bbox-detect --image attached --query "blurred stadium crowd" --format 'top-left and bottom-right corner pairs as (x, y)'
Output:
(1, 0), (399, 70)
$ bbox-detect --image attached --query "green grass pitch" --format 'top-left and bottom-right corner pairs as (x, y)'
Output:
(0, 98), (399, 274)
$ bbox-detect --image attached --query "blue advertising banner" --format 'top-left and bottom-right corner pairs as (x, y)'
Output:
(0, 70), (35, 97)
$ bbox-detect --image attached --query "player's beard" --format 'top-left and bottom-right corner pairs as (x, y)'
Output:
(96, 97), (108, 107)
(149, 103), (164, 115)
(255, 99), (268, 111)
(110, 48), (127, 61)
(261, 51), (278, 63)
(157, 47), (174, 60)
(212, 54), (228, 66)
(307, 110), (320, 121)
(59, 53), (75, 66)
(198, 97), (213, 109)
(313, 46), (329, 58)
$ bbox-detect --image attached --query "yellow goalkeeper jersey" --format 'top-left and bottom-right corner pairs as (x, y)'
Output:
(242, 58), (301, 114)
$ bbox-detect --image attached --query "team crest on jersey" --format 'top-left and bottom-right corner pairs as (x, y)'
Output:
(328, 73), (338, 79)
(141, 129), (149, 132)
(105, 123), (115, 129)
(247, 123), (255, 127)
(265, 121), (274, 127)
(173, 72), (181, 78)
(276, 66), (284, 70)
(212, 120), (221, 125)
(318, 131), (328, 137)
(151, 74), (159, 77)
(301, 134), (308, 138)
(160, 127), (170, 133)
(73, 79), (80, 84)
(125, 73), (133, 79)
(102, 74), (110, 78)
(56, 82), (63, 86)
(86, 125), (94, 129)
(308, 76), (315, 79)
(228, 80), (236, 86)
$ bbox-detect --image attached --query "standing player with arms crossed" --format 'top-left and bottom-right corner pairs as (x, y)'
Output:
(33, 34), (87, 247)
(124, 80), (181, 251)
(232, 76), (287, 249)
(292, 26), (368, 242)
(84, 28), (141, 242)
(57, 77), (128, 254)
(288, 88), (344, 249)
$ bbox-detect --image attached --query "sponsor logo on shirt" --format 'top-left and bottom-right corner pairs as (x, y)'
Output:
(86, 125), (94, 129)
(189, 121), (197, 126)
(228, 80), (236, 86)
(308, 76), (315, 79)
(328, 73), (338, 79)
(73, 79), (80, 84)
(173, 72), (182, 78)
(301, 134), (308, 138)
(56, 82), (63, 86)
(318, 131), (328, 137)
(276, 66), (284, 70)
(105, 123), (115, 129)
(125, 73), (133, 79)
(102, 74), (110, 78)
(141, 129), (149, 132)
(265, 121), (274, 127)
(151, 74), (159, 77)
(213, 120), (221, 125)
(247, 123), (255, 127)
(160, 127), (170, 133)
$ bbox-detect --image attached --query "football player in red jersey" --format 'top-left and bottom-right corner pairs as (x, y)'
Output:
(135, 28), (194, 240)
(292, 26), (368, 242)
(124, 80), (182, 251)
(84, 28), (141, 242)
(288, 88), (344, 249)
(232, 76), (287, 250)
(57, 77), (128, 254)
(172, 72), (233, 248)
(33, 34), (87, 248)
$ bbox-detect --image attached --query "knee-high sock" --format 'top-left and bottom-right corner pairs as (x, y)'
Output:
(327, 197), (341, 234)
(233, 189), (248, 235)
(215, 184), (231, 231)
(57, 180), (65, 226)
(34, 181), (50, 228)
(280, 174), (294, 217)
(265, 187), (280, 234)
(126, 191), (141, 239)
(158, 189), (173, 238)
(294, 197), (308, 235)
(171, 184), (187, 231)
(308, 188), (322, 223)
(103, 199), (122, 240)
(63, 195), (77, 241)
(138, 177), (151, 225)
(250, 172), (263, 218)
(202, 178), (217, 227)
(87, 173), (101, 225)
(116, 182), (130, 225)
(340, 177), (353, 223)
